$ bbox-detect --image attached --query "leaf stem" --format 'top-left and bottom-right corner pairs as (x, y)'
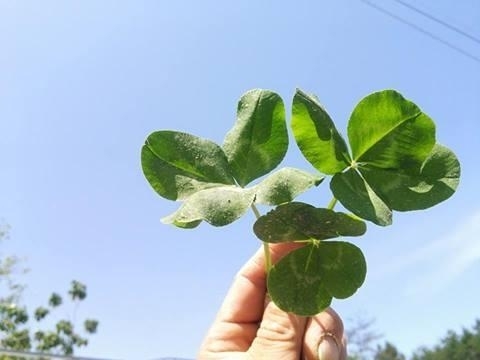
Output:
(251, 204), (272, 272)
(327, 197), (338, 210)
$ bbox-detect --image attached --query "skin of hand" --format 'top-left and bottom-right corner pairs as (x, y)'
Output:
(198, 243), (347, 360)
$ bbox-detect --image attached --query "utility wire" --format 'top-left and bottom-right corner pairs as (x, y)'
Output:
(359, 0), (480, 64)
(0, 348), (117, 360)
(392, 0), (480, 45)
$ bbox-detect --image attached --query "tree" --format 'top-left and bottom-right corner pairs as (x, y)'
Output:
(346, 314), (383, 360)
(0, 223), (99, 358)
(0, 281), (99, 358)
(412, 319), (480, 360)
(374, 342), (405, 360)
(0, 223), (27, 307)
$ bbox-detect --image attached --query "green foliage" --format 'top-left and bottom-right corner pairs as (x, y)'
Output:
(361, 144), (460, 211)
(412, 319), (480, 360)
(0, 280), (98, 357)
(0, 224), (27, 307)
(254, 202), (366, 243)
(142, 131), (236, 201)
(347, 90), (435, 170)
(267, 241), (366, 315)
(141, 88), (460, 316)
(0, 305), (28, 328)
(294, 89), (459, 226)
(142, 89), (319, 229)
(347, 318), (480, 360)
(84, 319), (99, 334)
(34, 307), (49, 321)
(69, 280), (87, 301)
(374, 342), (406, 360)
(254, 168), (324, 206)
(56, 320), (73, 336)
(223, 89), (288, 187)
(345, 314), (383, 360)
(1, 228), (99, 358)
(291, 89), (351, 174)
(1, 329), (31, 351)
(162, 186), (257, 227)
(48, 293), (62, 308)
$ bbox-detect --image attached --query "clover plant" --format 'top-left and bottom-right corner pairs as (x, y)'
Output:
(141, 88), (460, 316)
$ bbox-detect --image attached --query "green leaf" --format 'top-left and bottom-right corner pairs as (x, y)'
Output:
(84, 319), (99, 334)
(142, 130), (235, 200)
(267, 242), (366, 315)
(348, 90), (436, 169)
(254, 167), (324, 206)
(56, 320), (73, 335)
(253, 202), (366, 243)
(267, 244), (331, 316)
(1, 329), (31, 350)
(292, 89), (351, 174)
(162, 186), (256, 227)
(331, 169), (392, 226)
(169, 219), (202, 229)
(34, 307), (49, 321)
(317, 241), (367, 299)
(69, 280), (87, 301)
(223, 89), (288, 186)
(361, 144), (460, 211)
(37, 331), (61, 351)
(49, 293), (62, 307)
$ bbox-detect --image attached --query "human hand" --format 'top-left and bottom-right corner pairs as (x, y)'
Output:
(198, 243), (347, 360)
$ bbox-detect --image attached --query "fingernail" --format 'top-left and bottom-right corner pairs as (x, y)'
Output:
(318, 335), (340, 360)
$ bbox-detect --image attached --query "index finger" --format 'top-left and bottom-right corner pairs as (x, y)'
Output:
(199, 243), (302, 354)
(220, 242), (303, 323)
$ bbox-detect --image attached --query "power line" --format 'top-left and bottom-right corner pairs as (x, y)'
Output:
(392, 0), (480, 45)
(0, 348), (117, 360)
(359, 0), (480, 64)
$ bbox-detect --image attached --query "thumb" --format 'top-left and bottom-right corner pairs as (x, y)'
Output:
(247, 299), (307, 360)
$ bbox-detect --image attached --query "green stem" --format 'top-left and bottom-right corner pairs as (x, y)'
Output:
(251, 204), (272, 272)
(327, 197), (338, 210)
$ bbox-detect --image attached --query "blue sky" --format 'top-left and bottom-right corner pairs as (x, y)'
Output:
(1, 1), (479, 359)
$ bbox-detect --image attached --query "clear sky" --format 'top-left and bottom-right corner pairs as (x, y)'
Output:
(1, 1), (479, 359)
